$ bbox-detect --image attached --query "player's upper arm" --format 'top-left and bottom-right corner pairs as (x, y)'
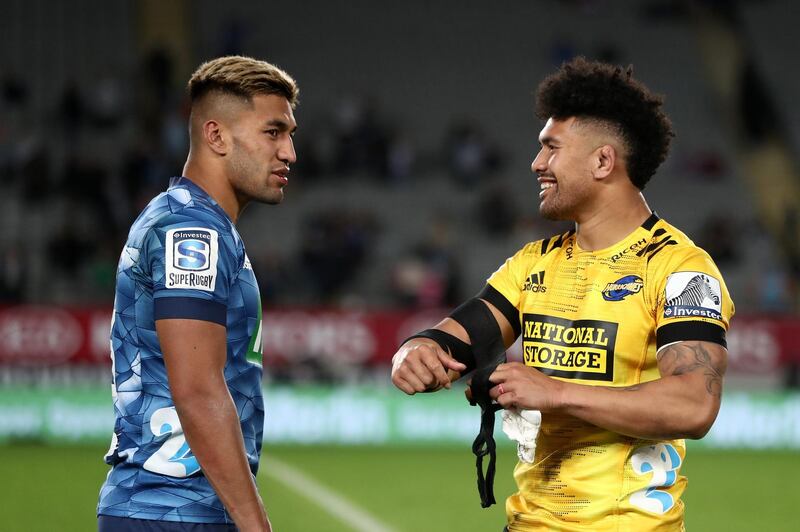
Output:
(656, 340), (727, 438)
(156, 318), (227, 402)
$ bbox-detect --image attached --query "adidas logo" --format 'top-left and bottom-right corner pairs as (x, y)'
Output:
(522, 271), (547, 293)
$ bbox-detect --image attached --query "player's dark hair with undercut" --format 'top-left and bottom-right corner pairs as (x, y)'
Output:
(535, 57), (674, 190)
(188, 55), (299, 108)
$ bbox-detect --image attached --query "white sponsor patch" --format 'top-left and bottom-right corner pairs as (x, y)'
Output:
(663, 271), (722, 321)
(165, 227), (218, 291)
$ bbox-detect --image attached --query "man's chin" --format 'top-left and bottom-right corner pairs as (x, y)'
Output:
(263, 194), (283, 205)
(539, 203), (563, 221)
(257, 188), (284, 205)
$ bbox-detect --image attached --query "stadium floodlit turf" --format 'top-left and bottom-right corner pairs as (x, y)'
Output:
(1, 443), (797, 531)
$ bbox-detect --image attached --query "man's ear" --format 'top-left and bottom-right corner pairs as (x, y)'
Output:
(203, 120), (228, 156)
(592, 144), (616, 180)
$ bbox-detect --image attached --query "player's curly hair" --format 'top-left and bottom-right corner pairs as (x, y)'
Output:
(535, 57), (673, 190)
(188, 55), (299, 108)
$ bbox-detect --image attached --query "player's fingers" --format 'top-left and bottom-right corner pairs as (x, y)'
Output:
(407, 353), (442, 389)
(392, 375), (417, 395)
(464, 385), (474, 403)
(422, 355), (452, 389)
(489, 365), (509, 384)
(495, 386), (517, 409)
(490, 361), (525, 383)
(438, 351), (467, 373)
(489, 382), (510, 401)
(403, 360), (436, 392)
(398, 377), (423, 396)
(392, 353), (431, 392)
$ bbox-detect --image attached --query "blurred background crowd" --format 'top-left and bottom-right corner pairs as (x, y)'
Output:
(1, 0), (799, 388)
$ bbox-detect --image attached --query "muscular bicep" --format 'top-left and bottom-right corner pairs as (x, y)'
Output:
(656, 340), (727, 398)
(156, 319), (227, 400)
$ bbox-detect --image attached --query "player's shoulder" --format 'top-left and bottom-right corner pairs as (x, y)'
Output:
(645, 217), (718, 272)
(127, 180), (237, 259)
(135, 183), (231, 241)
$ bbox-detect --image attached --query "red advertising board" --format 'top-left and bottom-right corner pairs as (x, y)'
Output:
(0, 305), (797, 374)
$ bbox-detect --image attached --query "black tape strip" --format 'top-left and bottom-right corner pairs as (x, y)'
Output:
(450, 298), (503, 357)
(402, 328), (476, 374)
(452, 299), (507, 508)
(469, 363), (503, 507)
(477, 285), (521, 339)
(656, 321), (727, 350)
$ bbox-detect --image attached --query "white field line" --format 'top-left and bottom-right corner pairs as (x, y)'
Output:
(260, 456), (397, 532)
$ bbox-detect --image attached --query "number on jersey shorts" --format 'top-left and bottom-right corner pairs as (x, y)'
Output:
(629, 443), (682, 514)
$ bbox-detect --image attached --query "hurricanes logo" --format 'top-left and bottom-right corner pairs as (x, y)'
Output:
(522, 271), (547, 293)
(602, 275), (643, 301)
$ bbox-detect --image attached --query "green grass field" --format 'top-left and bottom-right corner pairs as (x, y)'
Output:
(1, 443), (797, 531)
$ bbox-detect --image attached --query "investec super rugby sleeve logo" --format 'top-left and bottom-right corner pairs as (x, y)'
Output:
(165, 228), (219, 291)
(663, 271), (722, 321)
(522, 313), (618, 382)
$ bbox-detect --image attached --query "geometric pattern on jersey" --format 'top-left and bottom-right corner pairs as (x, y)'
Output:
(98, 177), (264, 523)
(486, 213), (733, 531)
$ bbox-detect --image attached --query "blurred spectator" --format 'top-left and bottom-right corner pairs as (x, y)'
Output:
(297, 208), (379, 303)
(696, 214), (739, 267)
(444, 121), (502, 185)
(386, 131), (417, 184)
(254, 249), (295, 304)
(738, 58), (781, 144)
(0, 242), (27, 302)
(756, 265), (794, 314)
(85, 236), (120, 299)
(60, 156), (118, 235)
(475, 181), (519, 237)
(679, 149), (728, 181)
(56, 82), (87, 137)
(391, 215), (461, 308)
(17, 133), (51, 202)
(218, 18), (247, 56)
(332, 95), (390, 178)
(47, 221), (94, 278)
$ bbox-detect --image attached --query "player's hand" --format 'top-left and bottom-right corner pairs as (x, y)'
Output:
(488, 362), (565, 411)
(391, 338), (467, 395)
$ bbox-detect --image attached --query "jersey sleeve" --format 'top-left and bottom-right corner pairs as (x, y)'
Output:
(145, 216), (238, 326)
(648, 246), (734, 350)
(478, 241), (542, 338)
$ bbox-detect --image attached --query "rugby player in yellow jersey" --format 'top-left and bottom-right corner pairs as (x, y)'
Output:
(391, 57), (733, 531)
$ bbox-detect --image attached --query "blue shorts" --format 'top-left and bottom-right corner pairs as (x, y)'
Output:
(98, 515), (238, 532)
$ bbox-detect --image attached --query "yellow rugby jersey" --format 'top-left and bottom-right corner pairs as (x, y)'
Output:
(478, 213), (733, 532)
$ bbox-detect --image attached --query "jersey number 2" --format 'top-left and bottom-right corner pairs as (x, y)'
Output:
(143, 407), (201, 477)
(629, 443), (682, 514)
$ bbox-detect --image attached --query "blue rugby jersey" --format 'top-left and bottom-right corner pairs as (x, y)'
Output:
(98, 177), (264, 523)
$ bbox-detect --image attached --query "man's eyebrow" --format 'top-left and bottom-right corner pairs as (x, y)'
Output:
(539, 135), (560, 146)
(265, 119), (297, 132)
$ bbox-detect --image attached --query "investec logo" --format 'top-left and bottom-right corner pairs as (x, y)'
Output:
(522, 313), (618, 382)
(522, 270), (547, 293)
(165, 228), (219, 292)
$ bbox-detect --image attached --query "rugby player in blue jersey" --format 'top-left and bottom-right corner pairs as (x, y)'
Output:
(98, 56), (298, 532)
